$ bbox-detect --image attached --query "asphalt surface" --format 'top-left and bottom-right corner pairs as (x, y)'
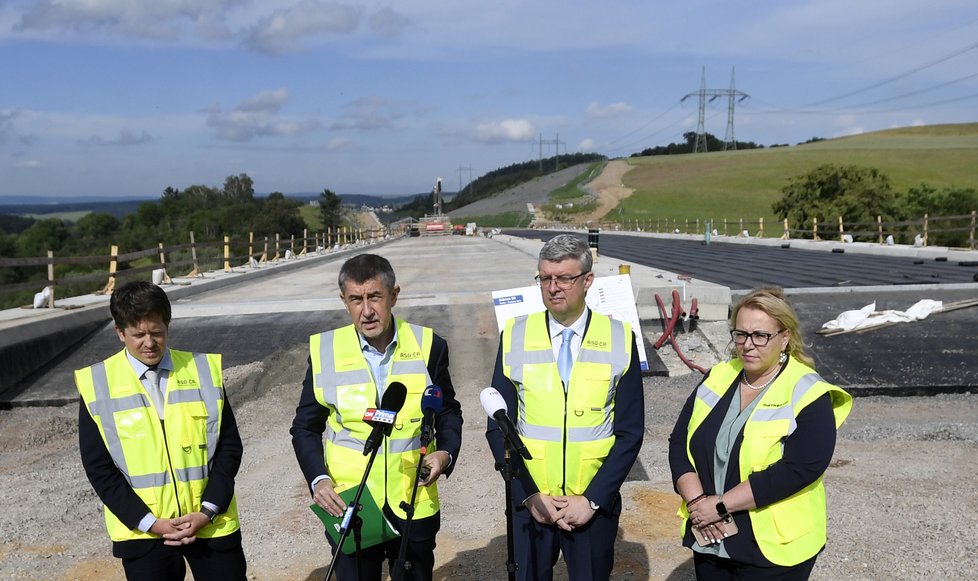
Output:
(508, 230), (978, 394)
(506, 229), (978, 289)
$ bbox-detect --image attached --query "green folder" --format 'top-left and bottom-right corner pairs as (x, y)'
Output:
(310, 488), (401, 554)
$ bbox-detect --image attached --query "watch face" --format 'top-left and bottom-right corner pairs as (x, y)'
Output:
(589, 500), (600, 511)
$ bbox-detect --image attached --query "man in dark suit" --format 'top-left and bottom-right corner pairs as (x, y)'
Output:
(75, 281), (246, 580)
(486, 234), (645, 581)
(291, 253), (463, 581)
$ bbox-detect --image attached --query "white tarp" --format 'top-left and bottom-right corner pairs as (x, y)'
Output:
(820, 299), (944, 333)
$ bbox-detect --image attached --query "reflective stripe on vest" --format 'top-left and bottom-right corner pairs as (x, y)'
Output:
(75, 349), (240, 542)
(680, 358), (852, 566)
(502, 311), (631, 495)
(311, 319), (440, 520)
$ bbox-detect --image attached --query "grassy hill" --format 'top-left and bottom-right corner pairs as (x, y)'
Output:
(616, 123), (978, 226)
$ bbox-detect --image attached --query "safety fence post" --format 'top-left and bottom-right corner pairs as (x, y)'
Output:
(223, 236), (231, 273)
(157, 243), (173, 283)
(758, 217), (765, 238)
(46, 251), (56, 308)
(838, 216), (845, 242)
(970, 211), (976, 250)
(98, 245), (119, 294)
(923, 214), (929, 247)
(186, 232), (202, 277)
(781, 219), (790, 240)
(877, 216), (883, 244)
(812, 217), (820, 241)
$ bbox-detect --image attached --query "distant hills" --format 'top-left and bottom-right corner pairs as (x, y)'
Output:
(0, 192), (429, 219)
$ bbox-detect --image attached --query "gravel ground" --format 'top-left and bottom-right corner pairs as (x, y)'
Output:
(2, 345), (976, 580)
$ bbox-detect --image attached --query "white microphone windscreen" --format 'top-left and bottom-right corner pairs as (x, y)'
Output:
(479, 387), (507, 417)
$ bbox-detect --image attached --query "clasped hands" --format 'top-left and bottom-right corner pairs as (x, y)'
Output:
(525, 493), (596, 531)
(150, 512), (211, 546)
(687, 494), (733, 545)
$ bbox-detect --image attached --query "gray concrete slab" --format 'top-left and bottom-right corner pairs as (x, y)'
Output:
(4, 234), (976, 406)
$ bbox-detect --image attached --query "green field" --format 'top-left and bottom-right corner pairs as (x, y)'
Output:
(23, 210), (91, 222)
(616, 123), (978, 226)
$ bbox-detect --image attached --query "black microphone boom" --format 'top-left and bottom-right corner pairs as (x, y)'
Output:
(363, 382), (407, 455)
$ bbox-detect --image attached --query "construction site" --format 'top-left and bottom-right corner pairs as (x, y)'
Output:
(1, 226), (977, 580)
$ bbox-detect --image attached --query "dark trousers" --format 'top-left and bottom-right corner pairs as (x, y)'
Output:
(118, 531), (247, 581)
(512, 498), (621, 581)
(693, 552), (818, 581)
(327, 511), (439, 581)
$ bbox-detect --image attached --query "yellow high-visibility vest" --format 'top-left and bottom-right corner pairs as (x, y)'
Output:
(681, 357), (852, 566)
(502, 311), (632, 495)
(75, 349), (240, 542)
(310, 319), (439, 520)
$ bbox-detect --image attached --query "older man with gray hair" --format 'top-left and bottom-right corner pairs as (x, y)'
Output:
(486, 233), (645, 581)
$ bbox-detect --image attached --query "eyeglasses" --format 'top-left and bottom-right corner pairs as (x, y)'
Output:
(535, 272), (587, 290)
(730, 329), (784, 346)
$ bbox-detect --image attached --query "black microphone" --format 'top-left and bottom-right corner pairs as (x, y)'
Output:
(420, 385), (443, 451)
(480, 387), (532, 460)
(363, 382), (407, 456)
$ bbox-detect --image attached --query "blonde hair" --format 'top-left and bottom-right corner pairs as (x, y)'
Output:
(729, 287), (815, 368)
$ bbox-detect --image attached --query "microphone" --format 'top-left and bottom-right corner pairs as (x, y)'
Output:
(363, 382), (407, 456)
(480, 387), (532, 460)
(420, 385), (443, 451)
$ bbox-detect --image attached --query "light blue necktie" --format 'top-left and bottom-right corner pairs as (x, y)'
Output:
(144, 368), (164, 419)
(558, 327), (575, 387)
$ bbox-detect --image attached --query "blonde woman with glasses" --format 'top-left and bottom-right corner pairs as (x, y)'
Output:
(668, 288), (852, 580)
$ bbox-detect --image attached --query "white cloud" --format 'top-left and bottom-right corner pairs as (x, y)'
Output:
(368, 7), (411, 38)
(244, 0), (360, 55)
(206, 88), (324, 142)
(578, 138), (595, 151)
(324, 137), (354, 151)
(14, 0), (245, 41)
(15, 159), (41, 168)
(474, 119), (535, 144)
(586, 101), (633, 119)
(330, 96), (404, 131)
(80, 129), (154, 147)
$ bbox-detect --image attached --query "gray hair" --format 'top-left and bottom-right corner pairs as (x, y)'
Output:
(338, 253), (396, 293)
(539, 234), (592, 272)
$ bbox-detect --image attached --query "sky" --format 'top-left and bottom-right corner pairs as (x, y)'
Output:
(1, 0), (977, 200)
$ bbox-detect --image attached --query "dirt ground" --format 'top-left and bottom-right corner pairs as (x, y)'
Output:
(576, 159), (635, 225)
(2, 334), (976, 580)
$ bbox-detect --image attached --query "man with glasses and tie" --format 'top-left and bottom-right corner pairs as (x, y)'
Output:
(75, 281), (247, 580)
(486, 234), (645, 581)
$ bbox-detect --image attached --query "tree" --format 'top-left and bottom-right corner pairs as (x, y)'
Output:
(252, 192), (306, 237)
(773, 165), (901, 236)
(319, 188), (343, 241)
(223, 174), (255, 202)
(15, 218), (70, 256)
(904, 184), (978, 246)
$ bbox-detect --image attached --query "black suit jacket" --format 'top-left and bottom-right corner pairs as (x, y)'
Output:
(290, 327), (463, 535)
(77, 356), (244, 558)
(485, 310), (645, 514)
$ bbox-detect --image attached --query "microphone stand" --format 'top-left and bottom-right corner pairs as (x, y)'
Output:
(391, 424), (434, 581)
(324, 441), (382, 581)
(495, 439), (519, 581)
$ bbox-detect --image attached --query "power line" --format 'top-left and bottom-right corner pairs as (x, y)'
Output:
(801, 40), (978, 108)
(680, 66), (749, 152)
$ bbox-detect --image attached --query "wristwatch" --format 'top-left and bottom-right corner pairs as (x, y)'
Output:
(588, 499), (600, 511)
(200, 507), (218, 523)
(715, 495), (729, 519)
